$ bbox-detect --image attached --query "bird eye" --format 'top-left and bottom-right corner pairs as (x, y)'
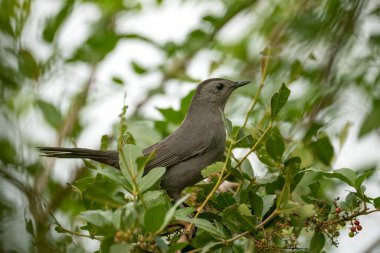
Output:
(216, 83), (224, 90)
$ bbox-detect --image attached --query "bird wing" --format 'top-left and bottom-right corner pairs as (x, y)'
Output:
(142, 133), (209, 173)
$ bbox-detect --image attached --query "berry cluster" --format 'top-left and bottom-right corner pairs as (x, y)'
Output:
(114, 229), (158, 252)
(255, 219), (300, 251)
(334, 199), (364, 239)
(114, 229), (134, 243)
(348, 219), (362, 238)
(304, 197), (368, 247)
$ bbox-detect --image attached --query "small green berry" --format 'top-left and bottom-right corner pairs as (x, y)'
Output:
(260, 238), (268, 246)
(349, 231), (355, 238)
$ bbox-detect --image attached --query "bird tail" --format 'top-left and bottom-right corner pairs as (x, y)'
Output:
(38, 147), (120, 169)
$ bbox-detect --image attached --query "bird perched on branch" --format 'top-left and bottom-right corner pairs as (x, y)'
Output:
(39, 78), (250, 200)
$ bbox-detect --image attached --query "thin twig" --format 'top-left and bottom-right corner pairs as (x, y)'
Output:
(241, 47), (271, 130)
(186, 142), (235, 235)
(117, 104), (147, 208)
(235, 123), (272, 168)
(57, 226), (104, 241)
(331, 208), (380, 225)
(256, 209), (279, 229)
(48, 209), (104, 241)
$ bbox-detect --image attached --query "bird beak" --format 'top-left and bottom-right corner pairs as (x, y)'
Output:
(233, 80), (251, 89)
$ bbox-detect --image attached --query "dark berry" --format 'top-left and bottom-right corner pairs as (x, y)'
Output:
(356, 225), (362, 231)
(350, 227), (356, 232)
(354, 220), (360, 225)
(334, 231), (340, 237)
(349, 231), (355, 237)
(335, 207), (342, 213)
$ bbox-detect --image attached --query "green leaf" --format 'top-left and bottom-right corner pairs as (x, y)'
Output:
(254, 144), (276, 167)
(248, 191), (263, 219)
(340, 192), (358, 210)
(157, 107), (183, 124)
(155, 236), (169, 252)
(109, 243), (134, 253)
(265, 128), (285, 162)
(99, 237), (114, 253)
(234, 127), (254, 148)
(201, 162), (223, 177)
(238, 204), (252, 216)
(284, 157), (301, 178)
(289, 59), (303, 81)
(137, 167), (166, 193)
(168, 242), (188, 253)
(178, 216), (224, 239)
(222, 206), (257, 233)
(310, 135), (334, 165)
(69, 24), (119, 63)
(293, 204), (315, 219)
(119, 144), (144, 185)
(185, 29), (208, 51)
(309, 230), (325, 252)
(359, 99), (380, 137)
(220, 111), (233, 137)
(355, 168), (376, 188)
(303, 122), (323, 142)
(200, 242), (220, 253)
(111, 208), (123, 230)
(276, 182), (290, 209)
(42, 0), (74, 43)
(323, 168), (357, 187)
(158, 194), (188, 233)
(25, 218), (35, 237)
(261, 195), (276, 217)
(143, 190), (163, 201)
(241, 159), (254, 178)
(373, 197), (380, 208)
(0, 139), (17, 165)
(131, 61), (147, 75)
(369, 34), (380, 46)
(214, 192), (235, 209)
(19, 49), (40, 80)
(79, 210), (113, 228)
(112, 76), (124, 85)
(96, 168), (133, 193)
(36, 100), (62, 130)
(270, 83), (291, 120)
(143, 201), (167, 233)
(175, 207), (196, 219)
(281, 200), (300, 212)
(339, 121), (353, 148)
(308, 182), (320, 198)
(100, 135), (109, 151)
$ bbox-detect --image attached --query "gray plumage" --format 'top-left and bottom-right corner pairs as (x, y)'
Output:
(39, 78), (250, 199)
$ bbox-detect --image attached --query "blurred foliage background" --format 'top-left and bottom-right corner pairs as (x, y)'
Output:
(1, 0), (380, 252)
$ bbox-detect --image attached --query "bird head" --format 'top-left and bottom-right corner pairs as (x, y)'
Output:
(194, 78), (251, 110)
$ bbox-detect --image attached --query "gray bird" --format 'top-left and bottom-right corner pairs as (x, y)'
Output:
(39, 78), (250, 200)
